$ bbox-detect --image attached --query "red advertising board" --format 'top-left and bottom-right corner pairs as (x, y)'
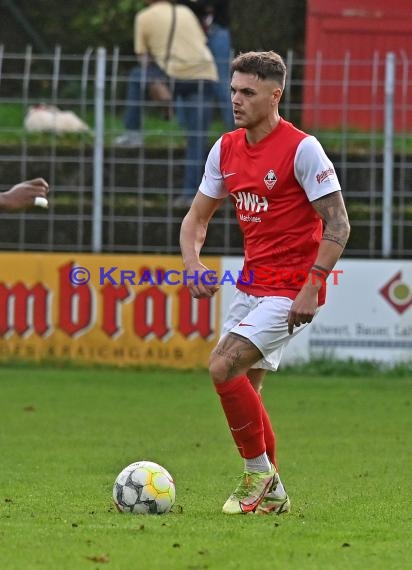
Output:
(303, 0), (412, 130)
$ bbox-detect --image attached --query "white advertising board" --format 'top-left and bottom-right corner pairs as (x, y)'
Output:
(220, 258), (412, 364)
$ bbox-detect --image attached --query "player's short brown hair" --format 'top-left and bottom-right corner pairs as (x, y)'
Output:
(231, 51), (286, 87)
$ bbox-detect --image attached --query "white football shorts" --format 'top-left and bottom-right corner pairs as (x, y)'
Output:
(221, 289), (314, 371)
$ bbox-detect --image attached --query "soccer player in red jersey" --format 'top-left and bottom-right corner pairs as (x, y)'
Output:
(179, 51), (350, 514)
(0, 178), (49, 211)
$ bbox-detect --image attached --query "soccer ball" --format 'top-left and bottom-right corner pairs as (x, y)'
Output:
(113, 461), (176, 514)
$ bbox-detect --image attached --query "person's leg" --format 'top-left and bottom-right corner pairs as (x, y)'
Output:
(211, 334), (269, 462)
(175, 80), (213, 198)
(213, 290), (270, 465)
(247, 368), (290, 515)
(247, 369), (277, 470)
(123, 66), (144, 131)
(114, 66), (144, 147)
(116, 63), (170, 147)
(210, 332), (275, 514)
(207, 24), (234, 129)
(215, 294), (304, 514)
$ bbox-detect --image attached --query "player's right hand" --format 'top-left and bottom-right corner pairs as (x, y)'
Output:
(184, 262), (220, 299)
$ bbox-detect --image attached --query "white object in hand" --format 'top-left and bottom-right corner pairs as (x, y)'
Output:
(34, 197), (48, 208)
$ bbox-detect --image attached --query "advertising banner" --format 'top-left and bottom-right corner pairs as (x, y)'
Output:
(221, 258), (412, 365)
(0, 253), (221, 368)
(2, 255), (410, 367)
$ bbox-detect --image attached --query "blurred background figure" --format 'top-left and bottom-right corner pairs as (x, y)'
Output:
(114, 0), (217, 204)
(179, 0), (234, 129)
(24, 104), (91, 135)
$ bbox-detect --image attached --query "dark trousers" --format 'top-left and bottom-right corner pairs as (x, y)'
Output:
(123, 64), (214, 195)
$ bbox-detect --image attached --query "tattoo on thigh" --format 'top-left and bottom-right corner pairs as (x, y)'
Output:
(213, 334), (261, 379)
(214, 346), (242, 377)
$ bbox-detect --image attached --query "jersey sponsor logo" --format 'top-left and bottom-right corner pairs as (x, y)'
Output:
(238, 323), (255, 327)
(239, 214), (261, 223)
(222, 171), (237, 179)
(233, 191), (268, 213)
(316, 167), (335, 184)
(264, 169), (277, 190)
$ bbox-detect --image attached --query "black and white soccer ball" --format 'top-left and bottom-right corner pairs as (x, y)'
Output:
(113, 461), (176, 515)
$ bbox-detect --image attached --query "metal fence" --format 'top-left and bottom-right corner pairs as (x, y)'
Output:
(0, 46), (411, 258)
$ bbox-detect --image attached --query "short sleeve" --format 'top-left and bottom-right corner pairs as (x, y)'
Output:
(199, 137), (229, 199)
(294, 136), (341, 202)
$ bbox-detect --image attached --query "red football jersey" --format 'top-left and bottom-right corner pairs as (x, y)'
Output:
(199, 118), (341, 303)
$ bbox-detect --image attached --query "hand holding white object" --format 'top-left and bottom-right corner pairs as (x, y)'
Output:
(0, 178), (49, 211)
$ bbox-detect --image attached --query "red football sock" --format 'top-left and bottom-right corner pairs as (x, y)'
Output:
(215, 375), (266, 459)
(260, 396), (278, 471)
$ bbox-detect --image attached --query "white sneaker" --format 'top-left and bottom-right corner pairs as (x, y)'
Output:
(114, 131), (143, 148)
(254, 472), (291, 515)
(222, 466), (276, 514)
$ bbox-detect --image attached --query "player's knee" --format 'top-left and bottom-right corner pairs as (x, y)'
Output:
(208, 352), (230, 384)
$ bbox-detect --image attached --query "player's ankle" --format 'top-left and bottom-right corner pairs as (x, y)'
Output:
(245, 452), (272, 473)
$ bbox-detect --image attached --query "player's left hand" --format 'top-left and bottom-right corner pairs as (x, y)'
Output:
(287, 287), (319, 334)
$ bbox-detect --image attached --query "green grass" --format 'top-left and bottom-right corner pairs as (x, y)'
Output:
(3, 101), (412, 152)
(0, 366), (411, 570)
(0, 102), (226, 148)
(0, 103), (412, 156)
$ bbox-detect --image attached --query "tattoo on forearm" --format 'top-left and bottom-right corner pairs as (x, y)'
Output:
(312, 191), (350, 248)
(322, 234), (347, 248)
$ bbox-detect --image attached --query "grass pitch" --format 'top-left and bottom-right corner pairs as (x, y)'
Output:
(0, 365), (411, 570)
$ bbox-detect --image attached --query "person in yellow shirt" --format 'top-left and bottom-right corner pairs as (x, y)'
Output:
(115, 0), (218, 205)
(178, 0), (234, 129)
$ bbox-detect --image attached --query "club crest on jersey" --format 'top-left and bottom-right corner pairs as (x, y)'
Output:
(264, 169), (277, 190)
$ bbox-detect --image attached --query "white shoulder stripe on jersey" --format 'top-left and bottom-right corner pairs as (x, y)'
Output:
(294, 136), (342, 202)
